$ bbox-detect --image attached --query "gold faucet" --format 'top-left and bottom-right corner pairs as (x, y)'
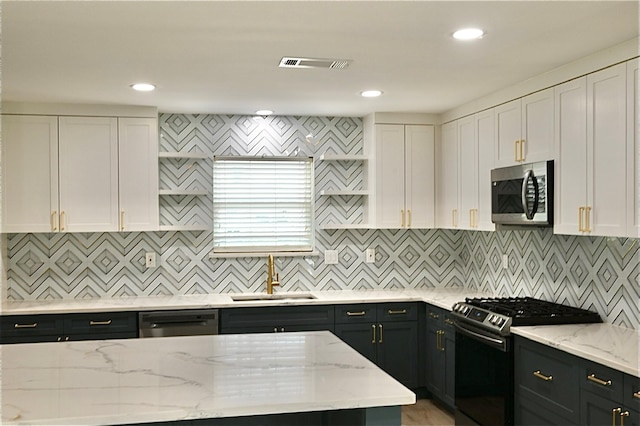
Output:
(266, 254), (280, 294)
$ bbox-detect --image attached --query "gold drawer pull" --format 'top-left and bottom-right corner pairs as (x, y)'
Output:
(621, 411), (630, 426)
(89, 320), (112, 326)
(378, 324), (383, 344)
(388, 309), (407, 315)
(633, 391), (640, 399)
(587, 373), (612, 387)
(371, 324), (376, 344)
(14, 322), (38, 329)
(346, 311), (366, 316)
(444, 318), (455, 325)
(429, 312), (440, 319)
(533, 370), (553, 382)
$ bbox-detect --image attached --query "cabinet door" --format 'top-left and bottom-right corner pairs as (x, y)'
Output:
(375, 124), (405, 228)
(2, 115), (59, 232)
(554, 77), (588, 235)
(581, 391), (622, 426)
(494, 98), (522, 167)
(521, 88), (554, 163)
(58, 116), (119, 232)
(587, 63), (628, 237)
(334, 323), (378, 363)
(458, 116), (477, 229)
(627, 59), (640, 238)
(118, 117), (159, 231)
(436, 121), (459, 228)
(476, 109), (495, 231)
(377, 320), (418, 389)
(405, 125), (435, 228)
(426, 320), (444, 398)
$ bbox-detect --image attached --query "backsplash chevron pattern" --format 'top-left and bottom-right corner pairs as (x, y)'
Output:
(5, 114), (639, 330)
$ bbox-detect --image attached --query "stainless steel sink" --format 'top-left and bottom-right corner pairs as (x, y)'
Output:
(230, 293), (317, 302)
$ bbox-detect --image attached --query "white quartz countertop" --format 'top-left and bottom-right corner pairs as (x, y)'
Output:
(1, 288), (490, 315)
(1, 331), (415, 425)
(512, 323), (640, 377)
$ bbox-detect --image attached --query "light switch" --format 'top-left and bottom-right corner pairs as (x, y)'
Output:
(325, 250), (338, 264)
(145, 252), (157, 268)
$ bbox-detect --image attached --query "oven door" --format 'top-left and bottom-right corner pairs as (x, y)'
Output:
(454, 320), (514, 426)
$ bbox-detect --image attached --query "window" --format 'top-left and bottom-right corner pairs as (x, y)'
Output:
(213, 156), (314, 253)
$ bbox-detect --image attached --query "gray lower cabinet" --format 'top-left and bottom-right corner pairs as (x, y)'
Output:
(515, 336), (640, 426)
(219, 305), (335, 334)
(333, 302), (419, 389)
(0, 311), (138, 344)
(514, 336), (581, 425)
(425, 305), (455, 409)
(580, 359), (640, 426)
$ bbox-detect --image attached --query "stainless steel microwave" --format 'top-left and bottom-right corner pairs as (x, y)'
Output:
(491, 160), (553, 226)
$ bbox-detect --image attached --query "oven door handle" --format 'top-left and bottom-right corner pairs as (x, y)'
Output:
(454, 321), (508, 352)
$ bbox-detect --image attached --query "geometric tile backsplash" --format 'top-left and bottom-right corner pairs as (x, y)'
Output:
(5, 114), (640, 330)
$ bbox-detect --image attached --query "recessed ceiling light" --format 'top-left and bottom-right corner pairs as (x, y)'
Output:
(361, 90), (383, 98)
(130, 83), (156, 92)
(255, 110), (273, 116)
(452, 28), (484, 40)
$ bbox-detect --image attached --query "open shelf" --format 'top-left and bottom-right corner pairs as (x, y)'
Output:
(159, 189), (209, 196)
(320, 190), (369, 196)
(159, 152), (209, 159)
(318, 153), (368, 161)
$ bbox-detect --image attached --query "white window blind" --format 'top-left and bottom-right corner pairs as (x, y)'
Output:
(213, 156), (314, 253)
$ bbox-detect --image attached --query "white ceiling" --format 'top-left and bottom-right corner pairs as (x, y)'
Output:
(2, 1), (639, 117)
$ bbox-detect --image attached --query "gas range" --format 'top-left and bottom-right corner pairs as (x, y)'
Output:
(451, 297), (602, 336)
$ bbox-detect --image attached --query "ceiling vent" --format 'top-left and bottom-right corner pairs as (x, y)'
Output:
(279, 57), (351, 70)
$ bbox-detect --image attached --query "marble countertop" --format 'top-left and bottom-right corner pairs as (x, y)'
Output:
(512, 323), (639, 377)
(1, 331), (415, 425)
(0, 287), (490, 315)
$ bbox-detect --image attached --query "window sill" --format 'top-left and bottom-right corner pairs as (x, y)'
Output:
(208, 250), (320, 259)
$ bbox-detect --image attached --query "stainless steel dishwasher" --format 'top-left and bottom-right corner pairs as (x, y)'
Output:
(138, 309), (219, 338)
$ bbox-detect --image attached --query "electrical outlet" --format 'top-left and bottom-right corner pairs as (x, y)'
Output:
(325, 250), (338, 265)
(502, 254), (508, 270)
(145, 252), (157, 268)
(366, 248), (376, 263)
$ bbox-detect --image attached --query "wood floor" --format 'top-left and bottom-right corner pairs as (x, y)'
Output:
(401, 399), (454, 426)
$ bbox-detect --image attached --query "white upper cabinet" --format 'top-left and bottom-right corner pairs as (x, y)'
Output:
(436, 121), (459, 229)
(628, 59), (640, 238)
(2, 111), (159, 233)
(554, 63), (629, 237)
(458, 116), (477, 229)
(2, 115), (58, 233)
(475, 109), (496, 231)
(59, 116), (119, 232)
(375, 124), (434, 229)
(494, 88), (554, 167)
(118, 118), (159, 232)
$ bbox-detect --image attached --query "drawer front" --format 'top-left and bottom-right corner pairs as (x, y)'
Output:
(335, 304), (376, 324)
(515, 337), (580, 418)
(624, 374), (640, 410)
(220, 305), (334, 329)
(64, 312), (138, 335)
(580, 359), (624, 402)
(442, 311), (456, 332)
(377, 302), (418, 322)
(1, 315), (64, 339)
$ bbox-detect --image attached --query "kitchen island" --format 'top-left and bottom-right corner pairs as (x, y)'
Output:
(1, 330), (415, 425)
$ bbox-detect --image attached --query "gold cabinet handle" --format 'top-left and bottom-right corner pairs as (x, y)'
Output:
(585, 206), (592, 232)
(621, 411), (630, 426)
(51, 211), (58, 231)
(437, 330), (446, 351)
(429, 312), (440, 320)
(60, 211), (66, 231)
(346, 311), (366, 316)
(14, 322), (38, 329)
(401, 209), (405, 227)
(388, 309), (407, 315)
(633, 391), (640, 399)
(407, 209), (412, 228)
(444, 318), (455, 326)
(371, 324), (376, 344)
(515, 140), (520, 162)
(587, 373), (612, 387)
(452, 209), (458, 227)
(89, 319), (112, 326)
(120, 210), (125, 231)
(378, 324), (383, 344)
(614, 408), (622, 426)
(436, 329), (441, 350)
(533, 370), (553, 382)
(579, 207), (585, 232)
(520, 139), (526, 162)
